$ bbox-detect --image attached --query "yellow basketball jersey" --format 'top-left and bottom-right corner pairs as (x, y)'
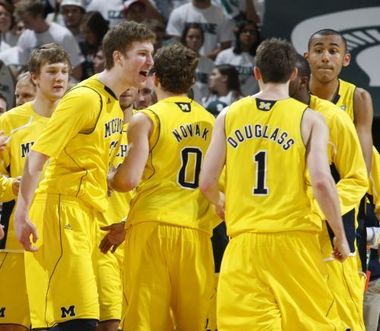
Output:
(101, 123), (132, 225)
(32, 75), (124, 212)
(308, 95), (368, 216)
(334, 79), (355, 121)
(0, 102), (50, 251)
(224, 96), (321, 236)
(128, 96), (218, 234)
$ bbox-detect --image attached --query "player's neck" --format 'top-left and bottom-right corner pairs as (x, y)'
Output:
(31, 96), (58, 118)
(309, 77), (339, 102)
(98, 70), (125, 99)
(256, 82), (290, 100)
(156, 89), (187, 101)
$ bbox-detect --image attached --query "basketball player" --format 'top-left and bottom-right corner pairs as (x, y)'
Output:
(306, 28), (379, 331)
(290, 53), (368, 331)
(13, 21), (155, 331)
(0, 43), (70, 331)
(200, 38), (350, 330)
(96, 87), (138, 331)
(103, 43), (219, 331)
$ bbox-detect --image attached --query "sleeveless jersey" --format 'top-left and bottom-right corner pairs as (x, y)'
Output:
(32, 74), (123, 212)
(101, 123), (132, 225)
(127, 96), (218, 234)
(333, 79), (355, 121)
(309, 95), (367, 215)
(0, 102), (50, 251)
(224, 96), (321, 236)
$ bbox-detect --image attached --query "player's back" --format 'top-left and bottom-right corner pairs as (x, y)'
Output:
(128, 96), (216, 232)
(224, 96), (321, 236)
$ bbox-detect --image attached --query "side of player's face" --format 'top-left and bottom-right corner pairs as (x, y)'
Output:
(0, 98), (7, 114)
(305, 34), (348, 83)
(288, 73), (301, 99)
(120, 41), (154, 90)
(35, 62), (69, 101)
(15, 81), (37, 106)
(119, 87), (139, 109)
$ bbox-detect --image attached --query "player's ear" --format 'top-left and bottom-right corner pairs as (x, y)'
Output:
(303, 52), (309, 61)
(253, 66), (261, 81)
(113, 50), (122, 66)
(289, 67), (298, 81)
(342, 52), (351, 68)
(30, 72), (38, 85)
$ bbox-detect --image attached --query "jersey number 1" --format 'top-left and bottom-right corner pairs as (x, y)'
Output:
(253, 150), (268, 195)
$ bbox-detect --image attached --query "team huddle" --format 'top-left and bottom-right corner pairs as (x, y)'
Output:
(0, 20), (379, 331)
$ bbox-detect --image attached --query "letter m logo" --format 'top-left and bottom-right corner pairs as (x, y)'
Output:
(0, 307), (5, 318)
(175, 102), (191, 112)
(61, 305), (76, 318)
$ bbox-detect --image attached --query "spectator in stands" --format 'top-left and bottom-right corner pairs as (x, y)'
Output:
(15, 0), (84, 80)
(213, 0), (260, 23)
(0, 0), (13, 51)
(202, 64), (241, 116)
(87, 0), (162, 27)
(215, 19), (260, 96)
(6, 15), (24, 46)
(166, 0), (234, 60)
(181, 22), (213, 103)
(80, 10), (109, 79)
(60, 0), (86, 44)
(147, 19), (166, 51)
(93, 47), (105, 74)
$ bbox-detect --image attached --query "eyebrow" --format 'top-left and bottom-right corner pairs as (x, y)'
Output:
(312, 41), (341, 47)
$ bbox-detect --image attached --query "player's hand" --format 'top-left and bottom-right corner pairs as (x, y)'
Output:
(99, 222), (126, 254)
(332, 236), (350, 262)
(215, 192), (225, 220)
(14, 213), (39, 252)
(0, 224), (4, 240)
(12, 176), (22, 195)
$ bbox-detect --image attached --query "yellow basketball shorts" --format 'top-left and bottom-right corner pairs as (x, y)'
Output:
(319, 222), (365, 331)
(0, 252), (30, 327)
(25, 194), (99, 329)
(217, 231), (343, 331)
(95, 213), (125, 323)
(121, 222), (214, 331)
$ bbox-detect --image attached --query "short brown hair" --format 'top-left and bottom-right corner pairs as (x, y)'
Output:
(15, 0), (45, 18)
(152, 43), (198, 94)
(102, 21), (155, 70)
(255, 38), (297, 83)
(28, 43), (71, 75)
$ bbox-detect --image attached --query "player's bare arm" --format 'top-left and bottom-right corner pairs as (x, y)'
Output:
(109, 112), (152, 192)
(353, 87), (373, 173)
(303, 109), (350, 261)
(200, 110), (227, 220)
(14, 151), (49, 252)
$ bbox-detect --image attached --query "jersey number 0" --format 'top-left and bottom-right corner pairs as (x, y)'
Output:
(178, 147), (202, 189)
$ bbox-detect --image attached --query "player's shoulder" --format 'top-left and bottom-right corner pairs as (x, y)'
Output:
(0, 103), (32, 122)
